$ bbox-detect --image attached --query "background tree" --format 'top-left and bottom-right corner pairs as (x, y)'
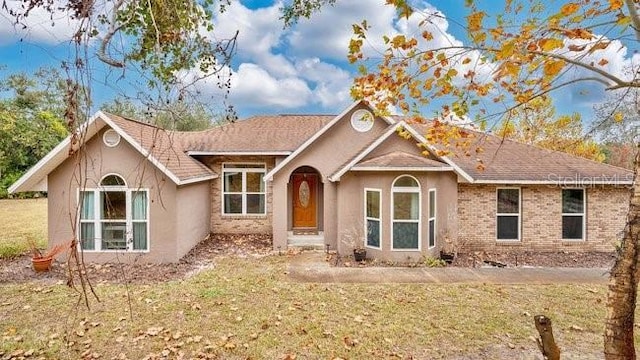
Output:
(0, 69), (70, 198)
(593, 81), (640, 169)
(101, 96), (229, 131)
(292, 0), (640, 358)
(496, 95), (605, 162)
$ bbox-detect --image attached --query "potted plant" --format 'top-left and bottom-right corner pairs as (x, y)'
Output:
(29, 239), (70, 272)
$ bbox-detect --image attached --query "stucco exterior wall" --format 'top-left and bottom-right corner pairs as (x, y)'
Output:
(457, 184), (630, 252)
(202, 156), (276, 234)
(336, 171), (458, 262)
(175, 181), (211, 259)
(47, 126), (181, 263)
(271, 104), (392, 250)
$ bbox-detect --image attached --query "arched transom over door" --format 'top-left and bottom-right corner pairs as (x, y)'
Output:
(292, 170), (318, 230)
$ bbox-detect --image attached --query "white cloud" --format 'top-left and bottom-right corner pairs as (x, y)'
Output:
(0, 3), (78, 45)
(229, 63), (312, 108)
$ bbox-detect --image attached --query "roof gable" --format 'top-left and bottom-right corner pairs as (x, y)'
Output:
(9, 112), (216, 193)
(329, 122), (452, 181)
(264, 100), (396, 181)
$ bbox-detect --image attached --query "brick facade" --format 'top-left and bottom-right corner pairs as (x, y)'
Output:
(457, 184), (630, 252)
(202, 156), (276, 234)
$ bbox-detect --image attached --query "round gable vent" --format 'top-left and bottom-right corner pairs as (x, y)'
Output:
(103, 129), (121, 147)
(350, 109), (374, 133)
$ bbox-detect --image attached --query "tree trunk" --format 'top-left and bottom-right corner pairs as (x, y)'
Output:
(535, 315), (561, 360)
(604, 144), (640, 359)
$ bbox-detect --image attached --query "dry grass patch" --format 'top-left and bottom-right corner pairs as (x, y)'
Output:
(0, 198), (47, 258)
(1, 255), (636, 359)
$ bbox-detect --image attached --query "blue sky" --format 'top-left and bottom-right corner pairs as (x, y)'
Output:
(0, 0), (636, 124)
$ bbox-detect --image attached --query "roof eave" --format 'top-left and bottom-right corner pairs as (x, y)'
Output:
(351, 166), (455, 172)
(187, 151), (292, 156)
(472, 179), (634, 186)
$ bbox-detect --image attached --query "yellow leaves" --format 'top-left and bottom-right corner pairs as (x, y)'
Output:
(614, 112), (624, 122)
(422, 31), (434, 41)
(539, 38), (564, 52)
(462, 57), (472, 65)
(496, 40), (516, 60)
(560, 3), (580, 16)
(598, 59), (609, 66)
(467, 11), (485, 31)
(609, 0), (623, 10)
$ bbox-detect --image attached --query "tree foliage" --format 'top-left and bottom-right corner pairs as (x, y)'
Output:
(496, 96), (605, 162)
(344, 0), (640, 358)
(0, 69), (69, 198)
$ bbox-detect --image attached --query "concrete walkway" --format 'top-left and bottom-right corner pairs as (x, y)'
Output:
(288, 252), (610, 284)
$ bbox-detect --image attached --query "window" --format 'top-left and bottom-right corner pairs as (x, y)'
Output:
(428, 189), (436, 248)
(365, 189), (381, 249)
(222, 164), (266, 215)
(79, 174), (149, 251)
(392, 175), (420, 250)
(562, 189), (585, 240)
(496, 188), (520, 240)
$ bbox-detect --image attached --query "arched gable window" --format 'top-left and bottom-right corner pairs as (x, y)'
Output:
(100, 174), (126, 187)
(79, 173), (148, 252)
(392, 175), (420, 250)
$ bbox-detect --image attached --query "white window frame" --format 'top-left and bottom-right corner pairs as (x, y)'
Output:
(77, 174), (150, 252)
(391, 175), (421, 251)
(428, 188), (436, 249)
(496, 187), (521, 241)
(221, 163), (267, 216)
(562, 188), (586, 241)
(364, 188), (382, 250)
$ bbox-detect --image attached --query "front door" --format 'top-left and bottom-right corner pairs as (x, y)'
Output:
(292, 173), (317, 230)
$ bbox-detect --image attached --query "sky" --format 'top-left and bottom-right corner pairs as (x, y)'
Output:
(0, 0), (637, 124)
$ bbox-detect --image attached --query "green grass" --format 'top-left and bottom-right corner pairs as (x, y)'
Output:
(0, 198), (47, 258)
(1, 256), (637, 359)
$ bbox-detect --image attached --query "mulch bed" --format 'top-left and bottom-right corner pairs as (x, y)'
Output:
(1, 234), (617, 284)
(0, 234), (274, 284)
(331, 250), (617, 268)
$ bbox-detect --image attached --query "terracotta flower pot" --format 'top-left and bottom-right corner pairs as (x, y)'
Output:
(32, 257), (53, 272)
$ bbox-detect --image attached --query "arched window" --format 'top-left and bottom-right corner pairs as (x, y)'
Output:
(100, 174), (126, 187)
(392, 175), (420, 250)
(79, 173), (148, 252)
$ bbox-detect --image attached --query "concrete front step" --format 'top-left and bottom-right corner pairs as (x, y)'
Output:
(288, 231), (325, 250)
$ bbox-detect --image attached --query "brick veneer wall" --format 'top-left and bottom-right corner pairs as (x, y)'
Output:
(203, 156), (276, 234)
(457, 184), (630, 252)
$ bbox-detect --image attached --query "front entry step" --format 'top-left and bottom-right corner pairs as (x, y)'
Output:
(288, 231), (325, 250)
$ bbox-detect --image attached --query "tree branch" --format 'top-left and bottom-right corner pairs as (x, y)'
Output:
(624, 0), (640, 41)
(531, 50), (631, 87)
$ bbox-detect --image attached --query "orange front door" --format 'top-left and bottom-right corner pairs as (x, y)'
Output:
(292, 173), (317, 229)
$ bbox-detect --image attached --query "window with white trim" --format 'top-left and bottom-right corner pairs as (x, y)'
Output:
(562, 189), (585, 240)
(222, 163), (266, 215)
(392, 175), (420, 250)
(79, 174), (149, 251)
(496, 188), (520, 240)
(428, 189), (436, 248)
(365, 189), (381, 248)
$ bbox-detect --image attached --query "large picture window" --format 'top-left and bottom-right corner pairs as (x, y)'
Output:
(79, 174), (149, 251)
(223, 163), (266, 215)
(562, 189), (585, 240)
(392, 175), (420, 250)
(365, 189), (381, 249)
(496, 188), (520, 240)
(428, 189), (436, 248)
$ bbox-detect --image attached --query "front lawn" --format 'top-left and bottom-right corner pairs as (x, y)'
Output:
(0, 198), (47, 258)
(0, 255), (631, 359)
